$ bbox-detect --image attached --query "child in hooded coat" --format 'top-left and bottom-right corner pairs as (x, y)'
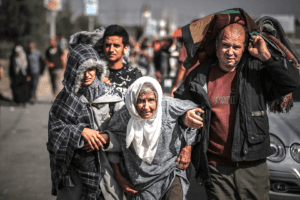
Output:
(48, 44), (126, 200)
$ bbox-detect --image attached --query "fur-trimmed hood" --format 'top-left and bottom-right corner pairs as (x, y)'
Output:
(62, 44), (109, 94)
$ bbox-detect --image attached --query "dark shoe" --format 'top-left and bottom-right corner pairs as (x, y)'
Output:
(29, 98), (36, 104)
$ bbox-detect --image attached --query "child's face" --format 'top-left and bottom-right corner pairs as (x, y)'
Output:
(82, 67), (97, 86)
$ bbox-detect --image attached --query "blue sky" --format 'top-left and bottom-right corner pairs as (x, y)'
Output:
(69, 0), (300, 26)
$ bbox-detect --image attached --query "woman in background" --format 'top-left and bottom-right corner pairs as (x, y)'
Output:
(9, 45), (31, 105)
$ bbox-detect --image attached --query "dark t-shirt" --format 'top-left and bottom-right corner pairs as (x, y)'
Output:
(45, 47), (63, 70)
(108, 63), (142, 95)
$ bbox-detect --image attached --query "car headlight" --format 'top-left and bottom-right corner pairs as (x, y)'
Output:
(268, 134), (286, 162)
(290, 143), (300, 163)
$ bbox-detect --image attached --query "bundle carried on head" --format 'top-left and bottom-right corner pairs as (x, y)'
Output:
(181, 8), (258, 72)
(255, 16), (300, 113)
(69, 27), (106, 60)
(181, 8), (300, 113)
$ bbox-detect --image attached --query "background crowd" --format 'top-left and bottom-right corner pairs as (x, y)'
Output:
(2, 31), (186, 106)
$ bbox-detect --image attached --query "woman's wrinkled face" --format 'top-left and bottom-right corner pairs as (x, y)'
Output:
(82, 67), (97, 86)
(136, 91), (157, 119)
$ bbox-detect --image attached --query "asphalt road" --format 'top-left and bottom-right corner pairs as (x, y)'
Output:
(0, 66), (207, 200)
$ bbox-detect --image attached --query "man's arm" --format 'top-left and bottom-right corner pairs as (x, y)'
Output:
(135, 67), (143, 79)
(249, 35), (300, 96)
(171, 63), (186, 97)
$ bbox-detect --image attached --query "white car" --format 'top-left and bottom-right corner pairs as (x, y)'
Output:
(267, 85), (300, 200)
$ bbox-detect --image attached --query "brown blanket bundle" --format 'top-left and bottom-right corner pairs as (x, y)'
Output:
(181, 8), (300, 113)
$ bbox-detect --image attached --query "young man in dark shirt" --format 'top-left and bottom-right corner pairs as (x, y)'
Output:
(45, 38), (64, 97)
(103, 25), (142, 95)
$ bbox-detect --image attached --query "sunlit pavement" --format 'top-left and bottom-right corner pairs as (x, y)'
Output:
(0, 65), (58, 200)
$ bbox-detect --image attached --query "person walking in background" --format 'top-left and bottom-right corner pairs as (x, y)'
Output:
(159, 37), (173, 79)
(57, 34), (69, 70)
(9, 45), (31, 106)
(174, 9), (300, 200)
(27, 42), (45, 104)
(103, 25), (142, 95)
(44, 38), (64, 97)
(137, 37), (153, 76)
(57, 34), (68, 51)
(0, 63), (4, 99)
(168, 37), (180, 78)
(153, 37), (162, 83)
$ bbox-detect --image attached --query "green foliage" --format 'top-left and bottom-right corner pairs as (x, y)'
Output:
(56, 0), (103, 43)
(73, 15), (103, 33)
(56, 0), (75, 41)
(0, 0), (48, 58)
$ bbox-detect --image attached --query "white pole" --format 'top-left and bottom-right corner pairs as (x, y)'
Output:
(50, 10), (57, 39)
(88, 16), (94, 32)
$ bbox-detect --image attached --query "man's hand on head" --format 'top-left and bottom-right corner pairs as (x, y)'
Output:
(248, 35), (271, 61)
(81, 129), (107, 152)
(182, 108), (204, 129)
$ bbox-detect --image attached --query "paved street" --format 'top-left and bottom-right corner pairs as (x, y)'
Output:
(0, 65), (207, 200)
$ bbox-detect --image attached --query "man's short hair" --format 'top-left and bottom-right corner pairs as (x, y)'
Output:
(103, 25), (129, 46)
(216, 24), (249, 48)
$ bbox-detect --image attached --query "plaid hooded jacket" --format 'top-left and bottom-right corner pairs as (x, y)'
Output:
(47, 44), (122, 199)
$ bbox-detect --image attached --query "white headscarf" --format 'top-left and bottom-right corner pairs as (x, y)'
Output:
(14, 45), (28, 76)
(125, 77), (163, 164)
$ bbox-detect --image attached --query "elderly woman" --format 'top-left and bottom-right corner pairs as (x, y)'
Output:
(47, 44), (126, 200)
(96, 77), (199, 200)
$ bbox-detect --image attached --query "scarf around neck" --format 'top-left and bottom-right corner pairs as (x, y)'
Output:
(124, 77), (163, 164)
(77, 77), (105, 102)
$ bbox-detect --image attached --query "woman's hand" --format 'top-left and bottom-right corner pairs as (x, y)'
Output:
(112, 163), (138, 195)
(81, 129), (106, 151)
(176, 145), (192, 169)
(116, 173), (138, 195)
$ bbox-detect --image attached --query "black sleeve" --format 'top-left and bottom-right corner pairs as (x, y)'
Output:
(9, 55), (15, 79)
(39, 52), (46, 75)
(153, 50), (161, 71)
(135, 68), (143, 79)
(26, 57), (31, 76)
(45, 49), (51, 61)
(263, 54), (300, 99)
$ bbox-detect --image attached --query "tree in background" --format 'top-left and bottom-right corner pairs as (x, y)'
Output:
(56, 0), (103, 43)
(73, 15), (103, 33)
(56, 0), (76, 41)
(0, 0), (48, 58)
